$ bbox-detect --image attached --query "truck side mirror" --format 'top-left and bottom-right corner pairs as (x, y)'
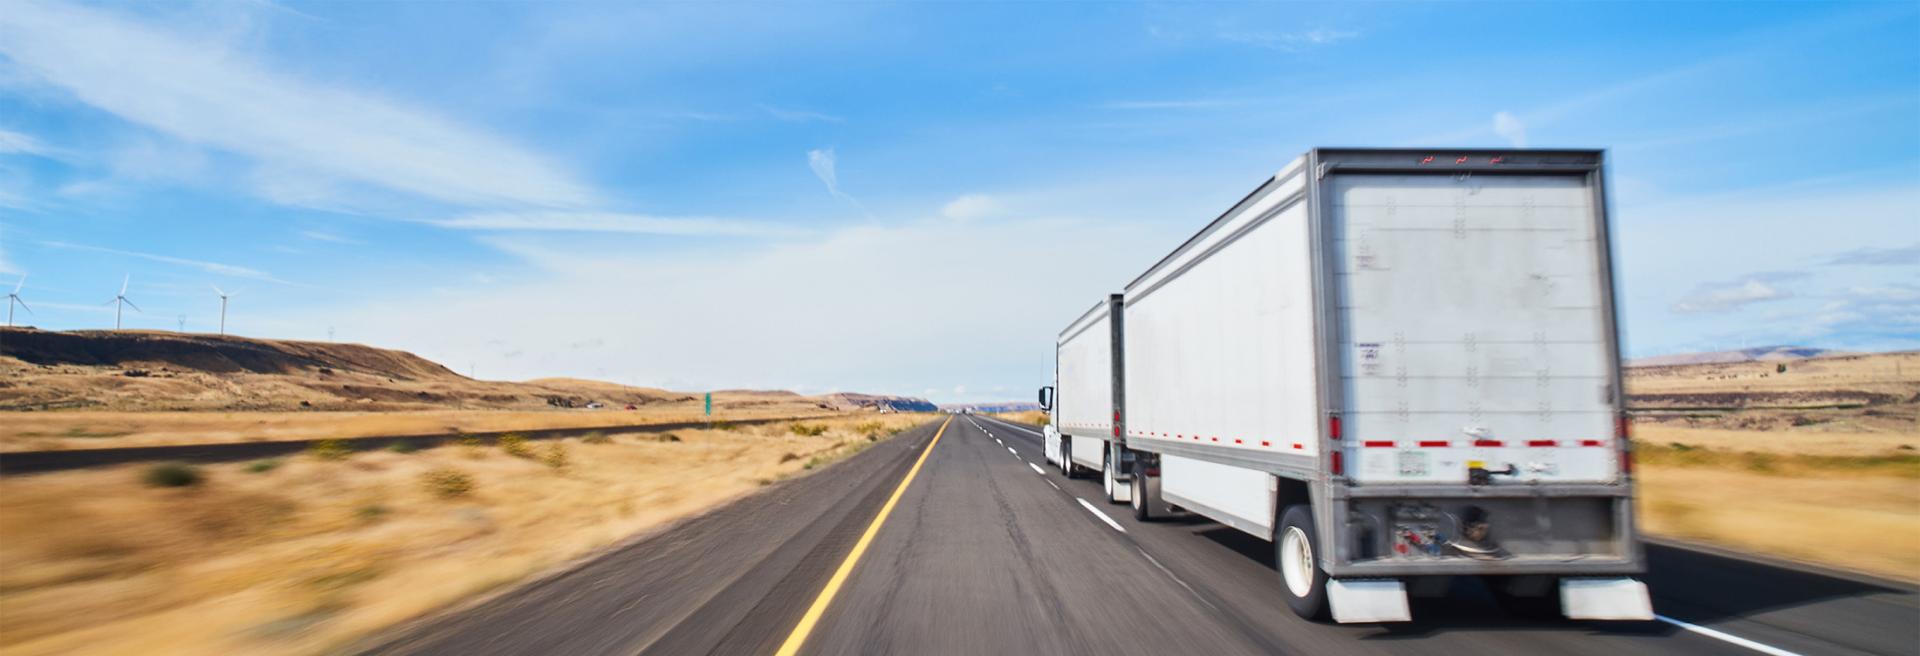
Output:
(1038, 386), (1054, 411)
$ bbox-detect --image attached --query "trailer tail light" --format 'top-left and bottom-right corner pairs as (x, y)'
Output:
(1328, 415), (1342, 441)
(1112, 411), (1122, 437)
(1330, 450), (1343, 476)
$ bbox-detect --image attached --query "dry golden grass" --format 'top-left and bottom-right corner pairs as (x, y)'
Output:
(992, 410), (1049, 426)
(0, 405), (841, 453)
(0, 413), (932, 656)
(1628, 351), (1920, 397)
(1638, 464), (1920, 581)
(1633, 423), (1919, 457)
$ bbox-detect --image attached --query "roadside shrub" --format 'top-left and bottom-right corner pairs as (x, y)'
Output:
(246, 459), (282, 474)
(355, 504), (390, 522)
(144, 462), (203, 488)
(1743, 452), (1778, 473)
(543, 442), (570, 471)
(656, 432), (682, 443)
(779, 452), (800, 463)
(307, 439), (351, 461)
(387, 441), (420, 454)
(497, 433), (533, 458)
(711, 420), (737, 431)
(788, 422), (828, 437)
(582, 431), (611, 445)
(421, 468), (475, 499)
(854, 421), (885, 438)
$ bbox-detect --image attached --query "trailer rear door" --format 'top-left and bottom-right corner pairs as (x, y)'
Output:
(1328, 169), (1620, 485)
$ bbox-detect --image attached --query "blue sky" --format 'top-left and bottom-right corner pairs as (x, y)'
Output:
(1, 1), (1916, 402)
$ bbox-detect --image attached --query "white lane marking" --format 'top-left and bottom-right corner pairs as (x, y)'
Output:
(1028, 462), (1045, 475)
(1136, 547), (1218, 611)
(1076, 498), (1126, 533)
(979, 416), (1044, 437)
(1654, 615), (1804, 656)
(1047, 480), (1060, 490)
(1007, 446), (1017, 456)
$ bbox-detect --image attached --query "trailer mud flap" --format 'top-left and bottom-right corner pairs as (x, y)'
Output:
(1560, 577), (1653, 620)
(1328, 579), (1411, 623)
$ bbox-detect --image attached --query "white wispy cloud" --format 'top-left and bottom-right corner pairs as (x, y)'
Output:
(278, 203), (1177, 401)
(1491, 111), (1528, 147)
(761, 105), (844, 123)
(40, 241), (286, 283)
(807, 147), (870, 215)
(298, 230), (360, 244)
(0, 128), (50, 156)
(430, 211), (805, 238)
(1825, 242), (1920, 267)
(0, 0), (595, 210)
(1216, 27), (1358, 51)
(940, 194), (999, 221)
(1101, 98), (1242, 110)
(1671, 274), (1802, 313)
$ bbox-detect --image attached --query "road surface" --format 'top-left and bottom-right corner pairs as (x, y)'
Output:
(369, 416), (1918, 656)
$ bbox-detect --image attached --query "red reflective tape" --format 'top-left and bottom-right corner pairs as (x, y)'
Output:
(1261, 440), (1272, 447)
(1234, 438), (1244, 445)
(1528, 439), (1557, 447)
(1418, 440), (1449, 448)
(1580, 439), (1604, 447)
(1473, 439), (1503, 447)
(1211, 437), (1219, 442)
(1292, 443), (1304, 450)
(1363, 440), (1394, 448)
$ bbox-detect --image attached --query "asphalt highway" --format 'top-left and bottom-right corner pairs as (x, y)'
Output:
(369, 415), (1919, 656)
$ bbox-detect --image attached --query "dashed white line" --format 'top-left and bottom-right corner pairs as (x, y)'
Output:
(1047, 480), (1060, 490)
(1655, 615), (1804, 656)
(1076, 498), (1126, 533)
(1028, 462), (1045, 475)
(1007, 446), (1017, 456)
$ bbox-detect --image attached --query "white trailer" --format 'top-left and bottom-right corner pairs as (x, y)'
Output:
(1039, 295), (1133, 503)
(1042, 148), (1651, 624)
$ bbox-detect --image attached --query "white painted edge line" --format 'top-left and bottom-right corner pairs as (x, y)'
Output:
(1047, 480), (1060, 490)
(1028, 462), (1045, 475)
(1076, 498), (1126, 533)
(1654, 615), (1804, 656)
(980, 416), (1044, 437)
(1007, 446), (1017, 456)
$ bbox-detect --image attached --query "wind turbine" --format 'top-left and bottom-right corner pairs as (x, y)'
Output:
(109, 275), (141, 330)
(5, 275), (29, 327)
(212, 285), (238, 336)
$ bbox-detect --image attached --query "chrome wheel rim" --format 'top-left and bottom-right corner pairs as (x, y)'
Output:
(1281, 526), (1314, 598)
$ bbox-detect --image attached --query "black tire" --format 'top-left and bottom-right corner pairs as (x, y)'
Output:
(1484, 576), (1563, 620)
(1276, 505), (1331, 621)
(1130, 470), (1155, 521)
(1061, 440), (1079, 479)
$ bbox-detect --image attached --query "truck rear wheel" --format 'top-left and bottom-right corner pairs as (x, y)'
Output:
(1102, 449), (1121, 503)
(1277, 505), (1330, 621)
(1131, 470), (1156, 521)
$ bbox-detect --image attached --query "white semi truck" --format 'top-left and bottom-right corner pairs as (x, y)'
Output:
(1038, 148), (1652, 623)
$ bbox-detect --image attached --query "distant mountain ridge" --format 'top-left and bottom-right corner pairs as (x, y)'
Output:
(0, 327), (932, 413)
(1628, 346), (1854, 368)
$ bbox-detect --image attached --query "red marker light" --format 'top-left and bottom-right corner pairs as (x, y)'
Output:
(1489, 156), (1504, 164)
(1329, 415), (1342, 440)
(1455, 155), (1470, 164)
(1420, 155), (1435, 164)
(1331, 451), (1343, 476)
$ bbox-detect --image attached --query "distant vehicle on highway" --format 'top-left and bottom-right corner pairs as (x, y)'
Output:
(1039, 148), (1651, 624)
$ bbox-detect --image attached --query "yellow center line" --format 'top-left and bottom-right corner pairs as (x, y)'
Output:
(772, 416), (951, 656)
